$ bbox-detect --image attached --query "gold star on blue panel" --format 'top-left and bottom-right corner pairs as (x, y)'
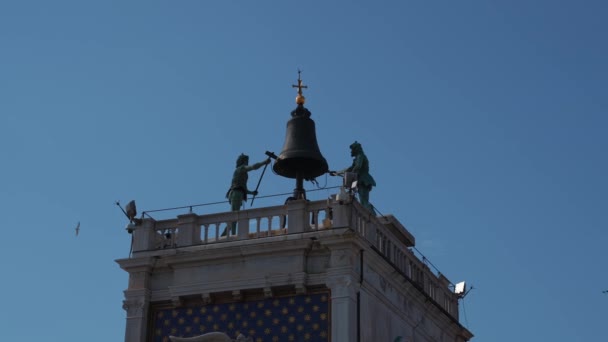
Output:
(151, 293), (329, 342)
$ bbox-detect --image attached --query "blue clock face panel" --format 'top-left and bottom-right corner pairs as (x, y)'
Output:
(151, 293), (330, 342)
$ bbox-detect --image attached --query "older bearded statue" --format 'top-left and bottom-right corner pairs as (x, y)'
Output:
(331, 141), (376, 212)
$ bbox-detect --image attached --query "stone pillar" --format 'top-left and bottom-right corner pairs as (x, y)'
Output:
(177, 213), (200, 246)
(123, 289), (151, 342)
(326, 245), (358, 342)
(331, 199), (352, 229)
(287, 199), (308, 233)
(327, 274), (358, 341)
(131, 218), (156, 252)
(237, 212), (250, 240)
(122, 264), (152, 342)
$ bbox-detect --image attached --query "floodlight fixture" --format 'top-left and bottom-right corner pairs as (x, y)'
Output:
(116, 199), (142, 230)
(125, 200), (137, 222)
(455, 281), (466, 296)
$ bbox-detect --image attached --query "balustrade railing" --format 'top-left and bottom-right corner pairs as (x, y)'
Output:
(197, 205), (287, 242)
(131, 197), (458, 318)
(345, 199), (459, 318)
(152, 219), (178, 250)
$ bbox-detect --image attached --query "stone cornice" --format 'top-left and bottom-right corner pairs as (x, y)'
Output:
(363, 244), (473, 338)
(115, 256), (156, 272)
(147, 228), (356, 267)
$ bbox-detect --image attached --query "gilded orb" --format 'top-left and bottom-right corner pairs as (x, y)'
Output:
(296, 94), (306, 105)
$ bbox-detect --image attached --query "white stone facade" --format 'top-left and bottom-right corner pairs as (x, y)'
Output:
(116, 196), (473, 342)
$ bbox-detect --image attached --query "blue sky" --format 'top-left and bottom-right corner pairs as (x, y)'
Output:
(0, 1), (606, 341)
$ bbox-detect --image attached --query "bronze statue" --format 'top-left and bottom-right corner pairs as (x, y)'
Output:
(331, 141), (376, 212)
(223, 154), (270, 236)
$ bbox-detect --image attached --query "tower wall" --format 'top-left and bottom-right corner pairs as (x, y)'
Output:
(117, 199), (472, 342)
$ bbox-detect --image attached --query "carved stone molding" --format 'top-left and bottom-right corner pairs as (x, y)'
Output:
(202, 293), (212, 305)
(171, 295), (183, 307)
(263, 287), (273, 298)
(122, 298), (146, 317)
(326, 274), (358, 300)
(295, 283), (307, 295)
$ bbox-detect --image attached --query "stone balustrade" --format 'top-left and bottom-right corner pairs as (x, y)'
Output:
(127, 195), (458, 318)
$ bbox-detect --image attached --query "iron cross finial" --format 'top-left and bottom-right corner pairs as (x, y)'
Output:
(292, 69), (308, 96)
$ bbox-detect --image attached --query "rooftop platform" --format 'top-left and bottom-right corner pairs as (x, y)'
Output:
(124, 194), (460, 321)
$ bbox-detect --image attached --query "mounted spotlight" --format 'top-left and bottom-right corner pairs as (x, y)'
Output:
(454, 281), (473, 299)
(116, 200), (142, 230)
(454, 281), (466, 296)
(125, 200), (137, 223)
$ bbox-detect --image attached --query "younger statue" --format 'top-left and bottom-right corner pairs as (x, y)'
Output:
(332, 141), (376, 212)
(223, 154), (271, 235)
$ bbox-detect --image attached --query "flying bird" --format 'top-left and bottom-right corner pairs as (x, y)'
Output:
(75, 222), (80, 236)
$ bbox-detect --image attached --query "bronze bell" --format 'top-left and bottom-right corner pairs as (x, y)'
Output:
(273, 105), (328, 180)
(273, 72), (328, 199)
